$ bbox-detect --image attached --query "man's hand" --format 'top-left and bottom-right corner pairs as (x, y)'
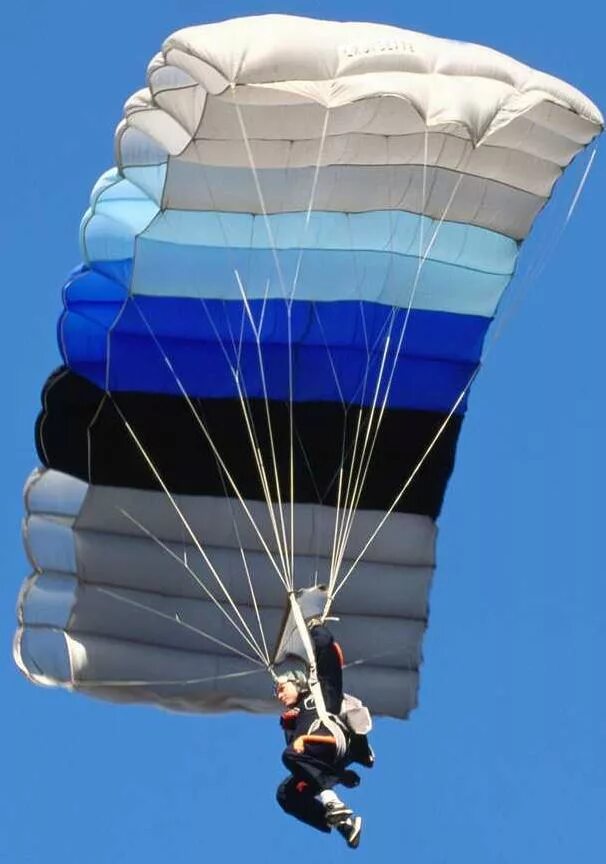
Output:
(306, 616), (323, 630)
(280, 708), (299, 730)
(292, 736), (306, 754)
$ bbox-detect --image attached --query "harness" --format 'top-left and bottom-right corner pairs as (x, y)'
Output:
(300, 694), (349, 757)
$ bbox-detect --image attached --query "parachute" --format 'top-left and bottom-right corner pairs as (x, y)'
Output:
(16, 15), (602, 719)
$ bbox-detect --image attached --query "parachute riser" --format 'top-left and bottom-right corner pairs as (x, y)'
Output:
(288, 593), (323, 704)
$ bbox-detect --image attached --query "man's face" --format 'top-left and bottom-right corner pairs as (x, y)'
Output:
(276, 680), (300, 708)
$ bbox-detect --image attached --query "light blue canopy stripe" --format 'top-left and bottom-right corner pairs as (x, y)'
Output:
(128, 244), (511, 316)
(137, 208), (516, 269)
(80, 172), (518, 318)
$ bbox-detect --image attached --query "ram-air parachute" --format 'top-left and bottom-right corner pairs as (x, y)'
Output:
(16, 15), (602, 718)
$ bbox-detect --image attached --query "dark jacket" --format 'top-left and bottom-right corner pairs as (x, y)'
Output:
(280, 624), (344, 745)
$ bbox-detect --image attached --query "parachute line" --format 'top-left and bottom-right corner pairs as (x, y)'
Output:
(329, 375), (474, 605)
(231, 96), (335, 595)
(232, 92), (295, 589)
(74, 667), (267, 689)
(104, 291), (131, 393)
(327, 147), (469, 601)
(343, 642), (423, 670)
(110, 400), (272, 666)
(146, 137), (297, 602)
(238, 543), (272, 664)
(126, 299), (289, 589)
(566, 144), (597, 223)
(96, 586), (267, 668)
(37, 367), (70, 465)
(335, 169), (467, 546)
(86, 392), (109, 484)
(234, 270), (293, 587)
(194, 289), (292, 587)
(231, 89), (289, 302)
(327, 138), (597, 618)
(487, 142), (598, 352)
(117, 507), (272, 666)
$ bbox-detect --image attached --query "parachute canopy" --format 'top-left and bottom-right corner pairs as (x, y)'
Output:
(16, 15), (602, 718)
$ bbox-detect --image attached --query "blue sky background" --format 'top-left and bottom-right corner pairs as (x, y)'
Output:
(2, 2), (604, 862)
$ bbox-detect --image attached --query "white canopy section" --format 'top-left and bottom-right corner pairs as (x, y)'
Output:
(110, 14), (602, 248)
(17, 469), (436, 718)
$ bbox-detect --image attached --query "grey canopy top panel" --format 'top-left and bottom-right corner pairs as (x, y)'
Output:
(112, 16), (601, 242)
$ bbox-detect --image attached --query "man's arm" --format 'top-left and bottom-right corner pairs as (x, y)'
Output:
(308, 622), (343, 714)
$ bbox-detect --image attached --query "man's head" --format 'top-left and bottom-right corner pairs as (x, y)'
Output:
(274, 669), (308, 708)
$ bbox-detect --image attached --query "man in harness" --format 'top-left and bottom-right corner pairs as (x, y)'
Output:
(275, 619), (374, 849)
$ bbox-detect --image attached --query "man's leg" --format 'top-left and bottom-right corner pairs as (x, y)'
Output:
(282, 747), (355, 824)
(282, 741), (341, 791)
(276, 777), (330, 833)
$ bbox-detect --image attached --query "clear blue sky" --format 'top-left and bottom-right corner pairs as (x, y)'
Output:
(2, 2), (604, 862)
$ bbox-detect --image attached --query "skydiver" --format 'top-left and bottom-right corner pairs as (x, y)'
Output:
(274, 619), (374, 849)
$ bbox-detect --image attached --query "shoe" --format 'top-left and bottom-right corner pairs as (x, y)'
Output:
(336, 815), (362, 849)
(342, 769), (361, 788)
(363, 745), (375, 768)
(350, 735), (375, 769)
(324, 800), (353, 826)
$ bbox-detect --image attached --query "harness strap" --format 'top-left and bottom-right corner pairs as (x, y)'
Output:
(288, 593), (347, 758)
(308, 716), (348, 756)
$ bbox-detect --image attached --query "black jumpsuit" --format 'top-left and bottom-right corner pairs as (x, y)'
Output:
(275, 624), (348, 833)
